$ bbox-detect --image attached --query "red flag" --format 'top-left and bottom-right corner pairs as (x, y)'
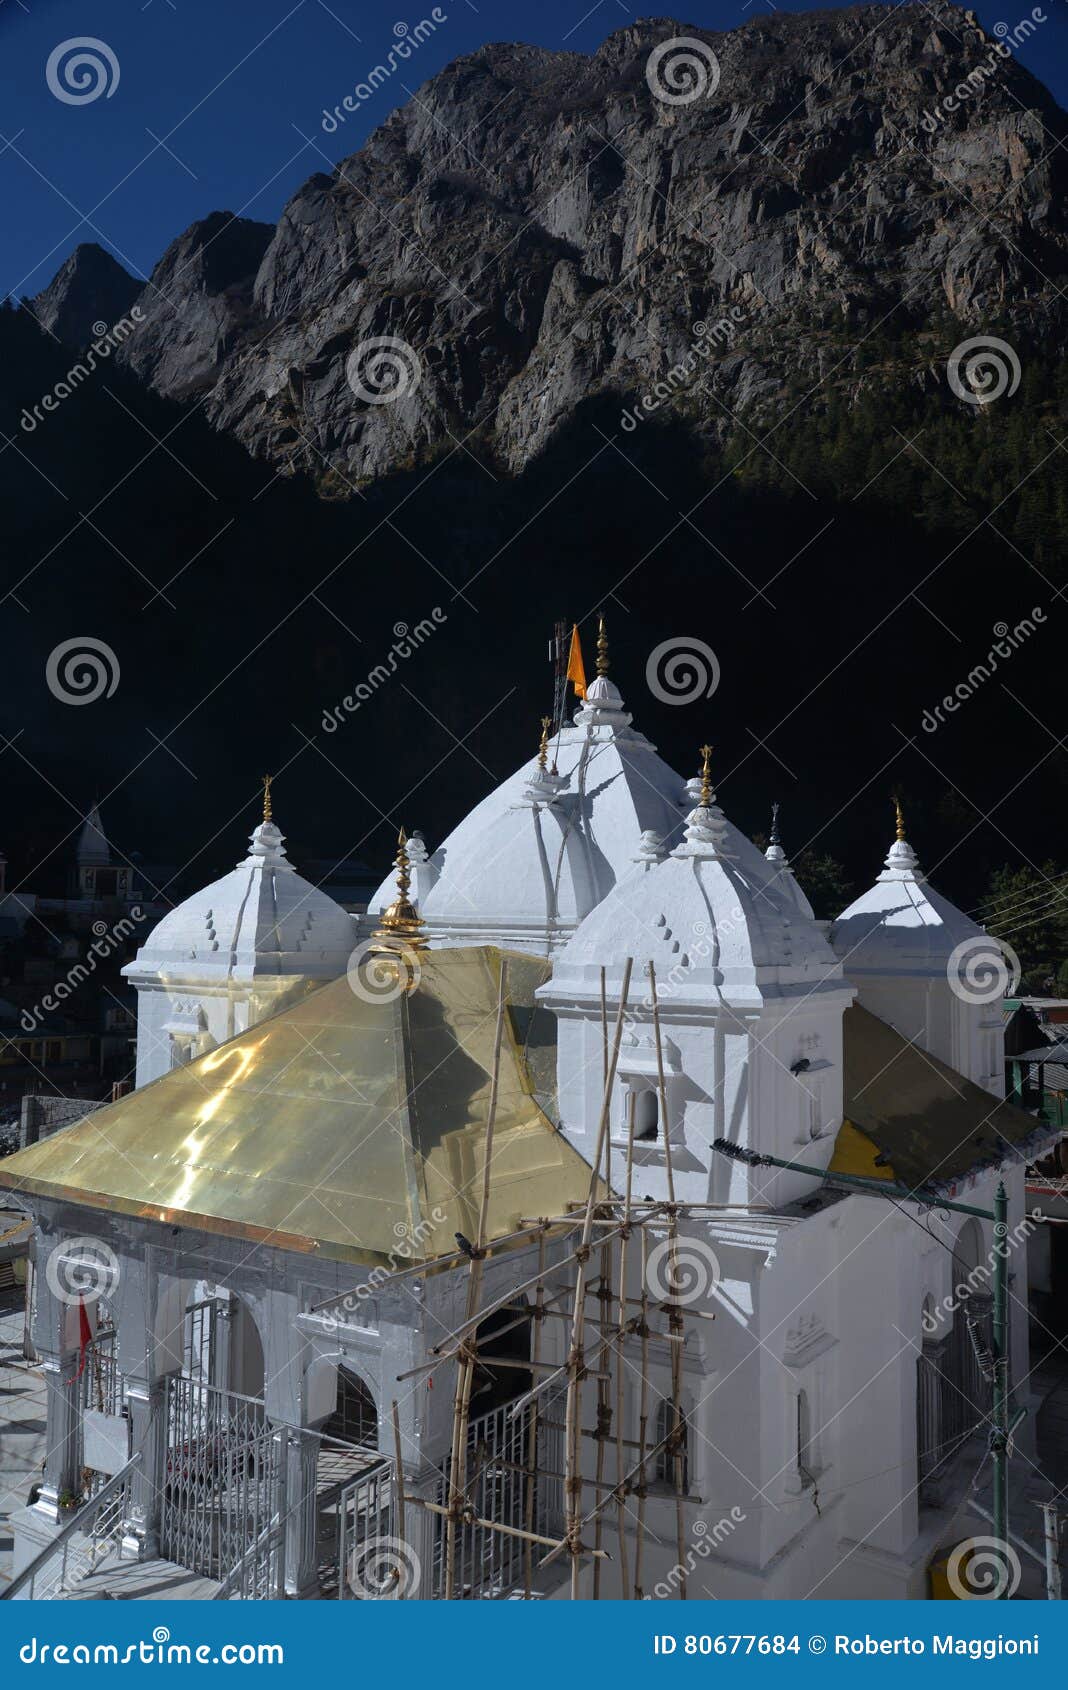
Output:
(75, 1299), (92, 1381)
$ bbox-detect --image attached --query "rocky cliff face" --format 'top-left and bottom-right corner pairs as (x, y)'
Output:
(31, 244), (140, 348)
(30, 5), (1068, 490)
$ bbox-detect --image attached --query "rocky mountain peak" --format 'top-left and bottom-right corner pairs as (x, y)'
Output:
(29, 3), (1068, 489)
(30, 244), (139, 348)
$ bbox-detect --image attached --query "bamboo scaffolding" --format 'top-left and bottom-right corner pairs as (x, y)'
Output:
(523, 1230), (547, 1600)
(614, 1086), (636, 1597)
(649, 960), (690, 1600)
(310, 1221), (561, 1313)
(633, 1224), (651, 1600)
(562, 956), (633, 1598)
(411, 1494), (610, 1556)
(430, 1231), (632, 1358)
(538, 1424), (687, 1569)
(591, 1065), (613, 1601)
(443, 959), (508, 1601)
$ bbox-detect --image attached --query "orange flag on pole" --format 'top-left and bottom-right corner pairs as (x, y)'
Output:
(566, 624), (587, 701)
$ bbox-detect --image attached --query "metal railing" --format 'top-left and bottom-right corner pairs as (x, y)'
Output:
(2, 1453), (141, 1600)
(160, 1374), (283, 1583)
(337, 1458), (395, 1599)
(431, 1395), (562, 1599)
(212, 1451), (288, 1601)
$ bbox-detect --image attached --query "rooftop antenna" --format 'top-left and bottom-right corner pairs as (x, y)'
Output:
(551, 620), (569, 739)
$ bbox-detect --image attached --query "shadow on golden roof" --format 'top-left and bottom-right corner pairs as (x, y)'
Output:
(0, 948), (589, 1269)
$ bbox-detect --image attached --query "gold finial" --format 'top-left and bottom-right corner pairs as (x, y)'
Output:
(262, 773), (273, 825)
(371, 826), (427, 955)
(698, 744), (713, 809)
(537, 716), (551, 772)
(893, 793), (906, 843)
(596, 611), (609, 678)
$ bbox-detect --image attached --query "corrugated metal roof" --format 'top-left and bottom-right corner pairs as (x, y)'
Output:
(838, 1004), (1047, 1191)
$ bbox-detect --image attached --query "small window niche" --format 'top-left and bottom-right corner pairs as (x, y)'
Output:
(613, 1029), (682, 1153)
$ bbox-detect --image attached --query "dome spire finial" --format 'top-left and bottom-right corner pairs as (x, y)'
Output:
(770, 799), (781, 848)
(262, 773), (273, 826)
(537, 716), (551, 772)
(893, 792), (906, 843)
(596, 611), (609, 677)
(699, 743), (714, 809)
(372, 827), (428, 953)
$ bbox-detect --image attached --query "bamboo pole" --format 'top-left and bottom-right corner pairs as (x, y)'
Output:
(538, 1424), (684, 1568)
(562, 956), (633, 1598)
(430, 1233), (629, 1358)
(444, 959), (508, 1600)
(614, 1086), (637, 1597)
(592, 1002), (619, 1603)
(633, 1225), (651, 1600)
(310, 1221), (566, 1312)
(412, 1495), (609, 1555)
(523, 1230), (547, 1600)
(649, 961), (689, 1600)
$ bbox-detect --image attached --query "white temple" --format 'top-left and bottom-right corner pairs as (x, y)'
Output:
(122, 778), (354, 1087)
(0, 628), (1058, 1602)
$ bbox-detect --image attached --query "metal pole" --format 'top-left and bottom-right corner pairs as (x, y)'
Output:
(711, 1143), (1020, 1582)
(992, 1181), (1010, 1593)
(1039, 1502), (1063, 1600)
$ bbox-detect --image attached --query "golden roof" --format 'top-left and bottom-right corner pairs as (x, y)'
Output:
(832, 1003), (1042, 1190)
(0, 948), (589, 1269)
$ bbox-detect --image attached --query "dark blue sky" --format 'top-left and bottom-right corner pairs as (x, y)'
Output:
(3, 0), (1067, 303)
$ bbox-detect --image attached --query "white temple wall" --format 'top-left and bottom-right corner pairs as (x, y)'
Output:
(128, 974), (333, 1088)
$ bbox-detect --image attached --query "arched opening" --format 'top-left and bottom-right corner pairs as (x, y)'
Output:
(634, 1088), (659, 1142)
(471, 1299), (533, 1414)
(308, 1359), (384, 1598)
(175, 1285), (265, 1400)
(322, 1365), (378, 1449)
(159, 1286), (275, 1583)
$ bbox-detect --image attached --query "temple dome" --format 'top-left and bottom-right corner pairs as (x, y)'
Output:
(829, 815), (985, 979)
(126, 816), (354, 982)
(547, 771), (844, 1011)
(366, 668), (689, 955)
